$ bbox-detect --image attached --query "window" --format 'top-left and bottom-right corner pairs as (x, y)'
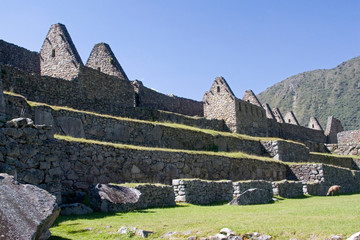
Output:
(98, 67), (101, 72)
(239, 103), (241, 111)
(312, 124), (314, 128)
(51, 49), (55, 57)
(288, 119), (291, 123)
(217, 86), (220, 93)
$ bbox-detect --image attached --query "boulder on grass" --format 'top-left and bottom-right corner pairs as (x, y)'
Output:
(228, 188), (272, 205)
(0, 173), (60, 240)
(89, 183), (141, 212)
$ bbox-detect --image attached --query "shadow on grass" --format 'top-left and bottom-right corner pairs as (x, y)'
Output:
(49, 236), (72, 240)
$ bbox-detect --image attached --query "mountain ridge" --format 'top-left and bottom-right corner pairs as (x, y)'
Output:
(257, 56), (360, 130)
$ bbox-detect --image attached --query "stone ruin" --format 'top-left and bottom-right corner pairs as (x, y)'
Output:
(1, 22), (360, 238)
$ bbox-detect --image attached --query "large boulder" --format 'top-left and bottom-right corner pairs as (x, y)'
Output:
(0, 173), (60, 239)
(89, 183), (175, 212)
(56, 116), (85, 138)
(229, 188), (272, 205)
(89, 183), (141, 212)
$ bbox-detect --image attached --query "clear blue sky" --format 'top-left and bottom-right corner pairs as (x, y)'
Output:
(1, 1), (359, 101)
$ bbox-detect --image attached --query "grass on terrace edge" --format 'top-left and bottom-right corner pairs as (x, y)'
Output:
(49, 194), (360, 240)
(4, 91), (304, 145)
(311, 151), (360, 159)
(54, 134), (280, 163)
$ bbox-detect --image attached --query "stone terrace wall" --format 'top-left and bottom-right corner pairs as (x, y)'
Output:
(232, 180), (273, 197)
(267, 118), (327, 143)
(172, 179), (233, 204)
(0, 40), (40, 74)
(309, 153), (354, 169)
(53, 139), (288, 195)
(4, 92), (227, 133)
(288, 164), (360, 194)
(134, 81), (204, 117)
(0, 123), (61, 203)
(261, 140), (309, 162)
(1, 64), (135, 113)
(337, 130), (360, 144)
(326, 143), (360, 157)
(272, 180), (303, 198)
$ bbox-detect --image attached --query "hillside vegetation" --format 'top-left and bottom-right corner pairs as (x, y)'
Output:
(258, 56), (360, 130)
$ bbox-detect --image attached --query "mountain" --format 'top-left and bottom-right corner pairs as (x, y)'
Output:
(257, 56), (360, 130)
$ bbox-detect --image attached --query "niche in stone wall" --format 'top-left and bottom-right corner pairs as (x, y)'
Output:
(217, 86), (220, 93)
(51, 49), (55, 58)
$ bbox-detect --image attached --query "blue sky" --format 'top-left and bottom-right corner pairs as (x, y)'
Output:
(1, 1), (359, 101)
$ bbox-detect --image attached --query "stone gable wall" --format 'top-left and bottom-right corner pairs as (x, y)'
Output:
(203, 78), (237, 132)
(261, 140), (309, 162)
(40, 23), (83, 80)
(0, 40), (40, 74)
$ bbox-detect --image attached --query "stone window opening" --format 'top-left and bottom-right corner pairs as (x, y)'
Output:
(288, 119), (291, 123)
(312, 124), (314, 128)
(217, 86), (220, 93)
(51, 49), (55, 58)
(98, 67), (101, 72)
(239, 103), (241, 111)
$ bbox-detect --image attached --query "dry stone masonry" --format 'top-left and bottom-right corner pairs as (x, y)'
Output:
(172, 179), (233, 204)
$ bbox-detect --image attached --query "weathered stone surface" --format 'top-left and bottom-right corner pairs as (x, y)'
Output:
(347, 231), (360, 240)
(0, 173), (60, 239)
(56, 116), (85, 138)
(173, 179), (233, 205)
(6, 117), (34, 128)
(273, 180), (303, 198)
(89, 183), (175, 212)
(228, 188), (272, 205)
(60, 203), (93, 216)
(233, 180), (273, 197)
(35, 109), (54, 127)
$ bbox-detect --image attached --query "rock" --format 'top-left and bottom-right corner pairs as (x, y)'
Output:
(35, 109), (54, 127)
(331, 235), (343, 240)
(220, 228), (235, 236)
(117, 226), (152, 238)
(229, 188), (272, 205)
(347, 232), (360, 240)
(56, 116), (85, 138)
(136, 229), (153, 238)
(89, 183), (141, 212)
(0, 173), (60, 240)
(210, 233), (227, 240)
(60, 203), (94, 215)
(6, 117), (34, 128)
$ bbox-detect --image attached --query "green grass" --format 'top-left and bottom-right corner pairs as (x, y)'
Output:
(311, 151), (360, 160)
(50, 194), (360, 240)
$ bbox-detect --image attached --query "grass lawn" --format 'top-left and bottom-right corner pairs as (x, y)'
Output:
(50, 194), (360, 240)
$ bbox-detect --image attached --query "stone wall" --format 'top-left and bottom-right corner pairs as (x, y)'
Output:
(54, 138), (288, 195)
(267, 118), (327, 143)
(86, 43), (128, 80)
(0, 73), (5, 120)
(325, 143), (360, 157)
(4, 92), (227, 133)
(261, 140), (309, 162)
(309, 153), (354, 169)
(337, 130), (360, 144)
(232, 180), (273, 197)
(235, 98), (268, 137)
(40, 23), (83, 80)
(203, 77), (237, 132)
(0, 40), (40, 74)
(288, 164), (360, 194)
(0, 121), (61, 203)
(172, 179), (233, 204)
(1, 64), (135, 114)
(272, 180), (303, 198)
(134, 81), (204, 117)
